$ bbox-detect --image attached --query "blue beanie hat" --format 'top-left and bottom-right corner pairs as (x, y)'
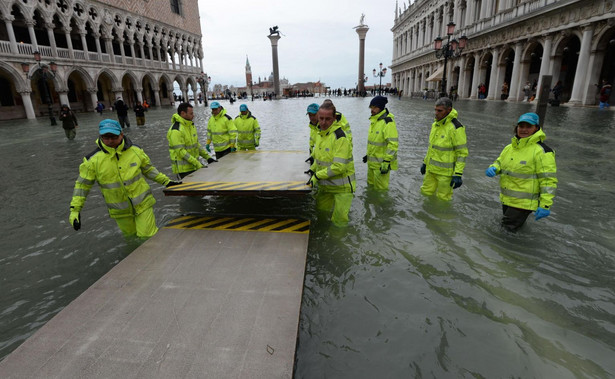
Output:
(517, 112), (539, 126)
(306, 103), (319, 114)
(99, 119), (122, 135)
(369, 96), (388, 109)
(239, 104), (248, 111)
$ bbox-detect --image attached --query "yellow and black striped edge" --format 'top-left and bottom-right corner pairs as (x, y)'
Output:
(164, 181), (311, 192)
(164, 215), (310, 234)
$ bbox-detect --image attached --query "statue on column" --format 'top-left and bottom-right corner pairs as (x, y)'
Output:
(268, 26), (280, 36)
(360, 14), (365, 26)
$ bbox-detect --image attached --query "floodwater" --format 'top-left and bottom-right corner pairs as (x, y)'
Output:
(1, 97), (614, 378)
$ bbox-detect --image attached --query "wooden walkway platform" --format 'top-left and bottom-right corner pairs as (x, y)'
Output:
(0, 216), (309, 378)
(164, 150), (311, 197)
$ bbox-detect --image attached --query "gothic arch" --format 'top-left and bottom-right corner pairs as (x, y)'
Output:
(65, 66), (95, 89)
(0, 62), (28, 93)
(95, 68), (119, 88)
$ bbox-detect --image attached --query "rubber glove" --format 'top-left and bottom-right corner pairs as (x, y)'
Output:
(205, 140), (211, 153)
(194, 160), (204, 169)
(362, 155), (368, 163)
(306, 173), (318, 187)
(230, 144), (237, 152)
(420, 163), (426, 175)
(485, 166), (497, 177)
(69, 211), (81, 231)
(380, 161), (391, 174)
(166, 180), (182, 187)
(255, 141), (260, 147)
(207, 157), (216, 164)
(305, 156), (314, 165)
(304, 169), (314, 176)
(450, 175), (463, 189)
(535, 207), (550, 221)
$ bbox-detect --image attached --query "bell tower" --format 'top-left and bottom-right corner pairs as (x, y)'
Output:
(245, 55), (252, 88)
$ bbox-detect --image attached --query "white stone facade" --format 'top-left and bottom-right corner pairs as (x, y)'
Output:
(391, 0), (615, 105)
(0, 0), (204, 120)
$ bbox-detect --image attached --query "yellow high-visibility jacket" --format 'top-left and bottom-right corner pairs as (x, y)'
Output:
(336, 111), (353, 145)
(367, 108), (399, 170)
(167, 113), (211, 174)
(308, 122), (319, 153)
(489, 129), (557, 211)
(70, 137), (170, 218)
(423, 108), (468, 176)
(207, 108), (237, 152)
(310, 121), (356, 193)
(234, 111), (261, 149)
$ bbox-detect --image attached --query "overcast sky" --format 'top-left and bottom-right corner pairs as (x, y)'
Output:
(197, 0), (397, 89)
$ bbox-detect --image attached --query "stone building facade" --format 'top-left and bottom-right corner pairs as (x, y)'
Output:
(391, 0), (615, 106)
(0, 0), (204, 120)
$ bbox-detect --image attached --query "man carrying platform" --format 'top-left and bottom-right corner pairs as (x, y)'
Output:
(234, 104), (261, 150)
(206, 101), (237, 159)
(306, 102), (356, 225)
(167, 102), (216, 179)
(69, 119), (180, 238)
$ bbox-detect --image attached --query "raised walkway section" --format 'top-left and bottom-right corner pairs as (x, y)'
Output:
(0, 150), (311, 378)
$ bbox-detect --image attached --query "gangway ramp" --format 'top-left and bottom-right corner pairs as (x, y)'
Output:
(164, 150), (311, 197)
(0, 150), (313, 378)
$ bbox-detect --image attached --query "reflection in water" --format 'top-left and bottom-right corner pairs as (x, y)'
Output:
(1, 98), (614, 377)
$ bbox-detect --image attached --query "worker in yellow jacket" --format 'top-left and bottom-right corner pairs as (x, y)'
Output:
(69, 119), (180, 238)
(307, 102), (356, 225)
(234, 104), (261, 150)
(167, 102), (216, 179)
(420, 97), (468, 201)
(485, 112), (557, 231)
(206, 101), (237, 159)
(363, 96), (398, 190)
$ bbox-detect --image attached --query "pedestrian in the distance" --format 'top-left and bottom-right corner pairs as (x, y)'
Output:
(114, 97), (131, 128)
(134, 101), (146, 126)
(59, 104), (78, 140)
(485, 112), (557, 232)
(95, 101), (105, 115)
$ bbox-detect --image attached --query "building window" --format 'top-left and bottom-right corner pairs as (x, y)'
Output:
(170, 0), (182, 15)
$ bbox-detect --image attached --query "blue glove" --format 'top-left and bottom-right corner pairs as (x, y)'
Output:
(380, 161), (390, 174)
(420, 163), (426, 175)
(450, 175), (463, 189)
(485, 166), (497, 177)
(535, 207), (550, 221)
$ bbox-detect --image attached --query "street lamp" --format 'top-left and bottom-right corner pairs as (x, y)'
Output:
(373, 63), (387, 95)
(196, 72), (211, 106)
(433, 22), (467, 98)
(21, 51), (58, 125)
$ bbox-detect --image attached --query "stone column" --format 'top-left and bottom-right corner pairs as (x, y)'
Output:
(457, 56), (467, 98)
(568, 24), (594, 105)
(129, 37), (137, 61)
(118, 37), (126, 64)
(470, 54), (480, 98)
(93, 32), (102, 60)
(103, 37), (114, 63)
(536, 35), (552, 98)
(153, 87), (162, 107)
(487, 48), (500, 100)
(46, 22), (58, 57)
(58, 90), (70, 106)
(26, 19), (39, 51)
(88, 88), (98, 112)
(507, 42), (523, 101)
(355, 24), (369, 94)
(19, 90), (36, 119)
(170, 46), (176, 70)
(135, 88), (143, 103)
(3, 16), (18, 54)
(79, 31), (89, 60)
(139, 42), (146, 65)
(64, 27), (74, 59)
(113, 89), (124, 101)
(268, 33), (282, 97)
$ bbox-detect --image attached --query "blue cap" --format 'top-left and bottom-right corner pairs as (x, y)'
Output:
(210, 101), (221, 109)
(99, 119), (122, 135)
(517, 112), (539, 126)
(239, 104), (248, 111)
(306, 103), (319, 114)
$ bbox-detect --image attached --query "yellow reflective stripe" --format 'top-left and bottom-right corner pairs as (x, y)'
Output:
(453, 143), (467, 150)
(107, 200), (130, 210)
(501, 188), (539, 200)
(429, 159), (455, 168)
(72, 188), (89, 197)
(144, 168), (160, 181)
(210, 131), (227, 135)
(77, 176), (95, 185)
(333, 157), (352, 164)
(169, 143), (187, 149)
(502, 170), (537, 179)
(213, 142), (228, 147)
(367, 156), (382, 163)
(99, 181), (122, 189)
(431, 144), (454, 151)
(131, 188), (153, 206)
(386, 150), (397, 157)
(320, 174), (356, 187)
(368, 140), (386, 147)
(537, 172), (557, 178)
(540, 186), (557, 194)
(315, 159), (332, 167)
(456, 156), (466, 162)
(124, 173), (144, 186)
(386, 137), (398, 142)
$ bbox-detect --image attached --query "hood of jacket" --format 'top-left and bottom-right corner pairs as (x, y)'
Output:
(512, 128), (546, 148)
(434, 108), (459, 127)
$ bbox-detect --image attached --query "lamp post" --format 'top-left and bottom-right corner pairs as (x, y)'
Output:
(434, 22), (467, 98)
(21, 51), (57, 125)
(373, 63), (387, 95)
(196, 72), (211, 106)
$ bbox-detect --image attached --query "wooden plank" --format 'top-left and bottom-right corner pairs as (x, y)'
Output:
(164, 150), (311, 197)
(0, 221), (309, 378)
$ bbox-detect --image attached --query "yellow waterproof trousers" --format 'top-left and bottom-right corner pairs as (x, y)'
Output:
(315, 191), (354, 225)
(420, 171), (453, 201)
(114, 207), (158, 238)
(367, 168), (391, 190)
